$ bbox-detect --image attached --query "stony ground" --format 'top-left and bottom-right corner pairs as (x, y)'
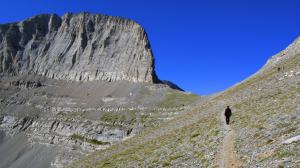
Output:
(219, 113), (240, 168)
(0, 76), (199, 168)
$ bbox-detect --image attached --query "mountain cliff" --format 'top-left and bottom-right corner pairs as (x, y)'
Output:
(0, 12), (158, 83)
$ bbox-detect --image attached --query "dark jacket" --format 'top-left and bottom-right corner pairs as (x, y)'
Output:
(225, 107), (232, 117)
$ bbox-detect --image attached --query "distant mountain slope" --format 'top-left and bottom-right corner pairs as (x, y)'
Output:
(160, 80), (184, 91)
(72, 38), (299, 167)
(0, 12), (158, 83)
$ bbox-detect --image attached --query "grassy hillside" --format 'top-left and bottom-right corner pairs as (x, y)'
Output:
(70, 46), (299, 167)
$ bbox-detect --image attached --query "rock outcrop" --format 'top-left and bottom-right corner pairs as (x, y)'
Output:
(0, 12), (158, 83)
(266, 37), (300, 68)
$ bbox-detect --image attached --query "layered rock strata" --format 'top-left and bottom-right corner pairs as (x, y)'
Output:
(0, 12), (158, 83)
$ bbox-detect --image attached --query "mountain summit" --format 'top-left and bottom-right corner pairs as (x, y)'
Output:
(0, 12), (158, 83)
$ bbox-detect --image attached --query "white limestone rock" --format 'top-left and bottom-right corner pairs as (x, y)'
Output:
(0, 12), (158, 83)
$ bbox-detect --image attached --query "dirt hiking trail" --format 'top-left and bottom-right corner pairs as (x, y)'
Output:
(220, 113), (240, 168)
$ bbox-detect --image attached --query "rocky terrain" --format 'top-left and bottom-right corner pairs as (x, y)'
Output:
(0, 12), (158, 83)
(70, 38), (299, 167)
(0, 13), (200, 168)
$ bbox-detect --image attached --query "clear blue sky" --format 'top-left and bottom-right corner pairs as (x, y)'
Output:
(1, 0), (300, 95)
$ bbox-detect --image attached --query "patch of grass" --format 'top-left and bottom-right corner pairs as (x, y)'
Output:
(194, 151), (204, 160)
(169, 154), (184, 161)
(140, 114), (150, 123)
(69, 134), (110, 146)
(56, 111), (85, 120)
(273, 150), (294, 159)
(56, 112), (66, 116)
(87, 139), (110, 145)
(100, 111), (136, 125)
(103, 161), (111, 166)
(162, 161), (171, 167)
(128, 109), (140, 113)
(191, 133), (201, 138)
(266, 139), (273, 144)
(100, 112), (119, 123)
(158, 91), (199, 108)
(280, 127), (298, 136)
(70, 134), (85, 141)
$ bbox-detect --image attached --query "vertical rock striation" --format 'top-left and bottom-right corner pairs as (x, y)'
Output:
(0, 12), (158, 83)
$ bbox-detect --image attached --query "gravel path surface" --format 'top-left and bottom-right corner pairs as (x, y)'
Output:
(220, 112), (240, 168)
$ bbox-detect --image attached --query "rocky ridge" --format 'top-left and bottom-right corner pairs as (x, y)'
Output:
(0, 12), (158, 83)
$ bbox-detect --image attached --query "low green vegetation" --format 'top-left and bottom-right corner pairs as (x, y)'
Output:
(74, 108), (219, 168)
(87, 138), (110, 145)
(56, 111), (85, 120)
(70, 134), (110, 145)
(158, 91), (199, 108)
(100, 110), (137, 126)
(273, 149), (294, 159)
(70, 134), (85, 141)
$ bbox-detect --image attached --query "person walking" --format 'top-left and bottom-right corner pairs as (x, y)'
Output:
(224, 106), (232, 125)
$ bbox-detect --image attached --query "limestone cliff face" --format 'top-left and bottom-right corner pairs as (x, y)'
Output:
(0, 12), (158, 83)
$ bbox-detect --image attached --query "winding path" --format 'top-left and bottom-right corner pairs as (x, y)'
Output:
(220, 113), (240, 168)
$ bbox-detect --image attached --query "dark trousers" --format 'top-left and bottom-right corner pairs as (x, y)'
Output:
(225, 116), (230, 125)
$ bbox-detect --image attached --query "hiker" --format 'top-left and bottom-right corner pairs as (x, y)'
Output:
(224, 106), (232, 125)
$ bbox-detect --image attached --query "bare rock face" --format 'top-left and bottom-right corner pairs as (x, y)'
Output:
(0, 12), (158, 83)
